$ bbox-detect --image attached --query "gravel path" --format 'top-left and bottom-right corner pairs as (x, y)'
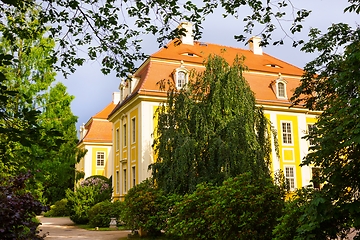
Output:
(38, 216), (131, 240)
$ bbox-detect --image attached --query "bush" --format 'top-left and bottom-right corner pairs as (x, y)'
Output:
(66, 175), (112, 224)
(121, 179), (173, 236)
(44, 198), (70, 217)
(80, 175), (112, 203)
(167, 172), (285, 240)
(207, 173), (285, 240)
(0, 172), (47, 240)
(166, 184), (215, 239)
(88, 200), (123, 228)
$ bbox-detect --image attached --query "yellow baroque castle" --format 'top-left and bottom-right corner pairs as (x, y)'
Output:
(80, 23), (320, 200)
(76, 93), (119, 180)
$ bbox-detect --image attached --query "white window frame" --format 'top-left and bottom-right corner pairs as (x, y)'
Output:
(132, 166), (136, 187)
(284, 166), (296, 190)
(123, 168), (127, 193)
(116, 171), (119, 194)
(96, 151), (105, 166)
(278, 82), (285, 98)
(131, 117), (136, 143)
(281, 121), (293, 145)
(173, 65), (189, 89)
(123, 123), (127, 147)
(115, 128), (119, 151)
(307, 124), (316, 146)
(275, 78), (288, 99)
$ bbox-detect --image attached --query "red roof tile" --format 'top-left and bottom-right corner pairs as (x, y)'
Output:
(109, 39), (304, 118)
(93, 102), (117, 119)
(80, 102), (116, 144)
(82, 120), (112, 143)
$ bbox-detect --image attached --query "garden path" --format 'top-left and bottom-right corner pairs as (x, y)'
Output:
(38, 216), (130, 240)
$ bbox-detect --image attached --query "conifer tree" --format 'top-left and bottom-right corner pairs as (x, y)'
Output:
(151, 55), (275, 195)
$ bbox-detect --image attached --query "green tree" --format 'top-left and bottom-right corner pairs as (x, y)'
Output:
(0, 8), (82, 204)
(36, 82), (82, 204)
(0, 9), (57, 178)
(151, 55), (276, 195)
(0, 0), (316, 78)
(290, 25), (360, 239)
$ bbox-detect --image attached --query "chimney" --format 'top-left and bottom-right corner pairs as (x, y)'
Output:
(112, 92), (120, 104)
(249, 36), (263, 55)
(179, 22), (194, 45)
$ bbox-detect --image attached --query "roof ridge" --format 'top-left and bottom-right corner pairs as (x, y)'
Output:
(93, 102), (116, 119)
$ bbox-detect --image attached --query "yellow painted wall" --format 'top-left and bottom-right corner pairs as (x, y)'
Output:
(153, 106), (159, 162)
(277, 115), (302, 189)
(113, 120), (121, 199)
(76, 145), (85, 173)
(130, 108), (138, 187)
(91, 147), (108, 176)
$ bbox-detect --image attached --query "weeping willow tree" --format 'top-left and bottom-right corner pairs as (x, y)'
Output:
(151, 55), (276, 195)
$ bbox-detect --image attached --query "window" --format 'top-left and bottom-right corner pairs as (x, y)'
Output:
(132, 166), (136, 187)
(123, 123), (127, 147)
(116, 128), (119, 151)
(278, 82), (285, 98)
(131, 118), (136, 143)
(285, 166), (295, 190)
(272, 78), (288, 99)
(312, 167), (321, 190)
(307, 124), (316, 146)
(177, 71), (187, 88)
(123, 169), (127, 193)
(96, 152), (105, 166)
(116, 171), (119, 194)
(282, 122), (292, 144)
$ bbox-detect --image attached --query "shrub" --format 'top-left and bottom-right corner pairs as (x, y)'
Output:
(80, 175), (112, 203)
(66, 186), (95, 224)
(167, 172), (285, 240)
(44, 198), (70, 217)
(66, 176), (112, 224)
(206, 173), (285, 240)
(0, 172), (47, 240)
(166, 184), (215, 239)
(88, 200), (123, 228)
(121, 179), (173, 236)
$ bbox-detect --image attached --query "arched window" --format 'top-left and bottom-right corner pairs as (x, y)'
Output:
(173, 63), (189, 89)
(177, 71), (187, 88)
(278, 82), (285, 98)
(271, 77), (288, 99)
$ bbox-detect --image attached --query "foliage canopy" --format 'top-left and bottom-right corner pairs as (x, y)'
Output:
(290, 25), (360, 239)
(151, 55), (276, 195)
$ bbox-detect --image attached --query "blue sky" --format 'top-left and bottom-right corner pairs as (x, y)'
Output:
(60, 0), (358, 134)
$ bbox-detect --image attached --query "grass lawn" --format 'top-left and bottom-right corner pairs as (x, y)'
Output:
(77, 224), (130, 231)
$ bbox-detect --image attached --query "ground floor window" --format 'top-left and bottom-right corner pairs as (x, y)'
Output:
(285, 166), (295, 190)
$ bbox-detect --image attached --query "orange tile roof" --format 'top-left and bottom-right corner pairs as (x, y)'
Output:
(82, 120), (113, 143)
(80, 102), (116, 144)
(109, 39), (304, 118)
(151, 40), (303, 76)
(93, 102), (117, 119)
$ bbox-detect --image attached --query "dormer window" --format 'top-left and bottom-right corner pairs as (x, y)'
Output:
(177, 71), (187, 88)
(271, 75), (288, 99)
(173, 61), (188, 89)
(278, 82), (286, 98)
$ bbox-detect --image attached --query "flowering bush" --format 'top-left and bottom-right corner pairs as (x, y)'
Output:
(66, 175), (112, 224)
(80, 177), (110, 191)
(80, 175), (112, 203)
